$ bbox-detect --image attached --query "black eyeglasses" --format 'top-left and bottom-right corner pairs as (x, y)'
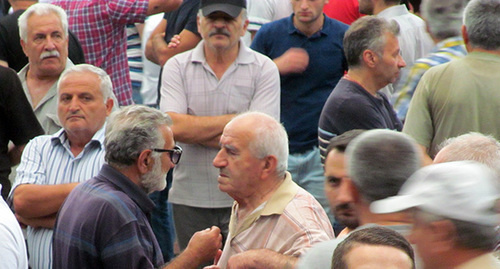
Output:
(152, 145), (183, 164)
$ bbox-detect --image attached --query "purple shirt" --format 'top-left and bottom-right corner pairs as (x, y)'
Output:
(53, 164), (163, 269)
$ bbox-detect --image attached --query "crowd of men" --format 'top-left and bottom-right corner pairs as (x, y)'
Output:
(0, 0), (500, 268)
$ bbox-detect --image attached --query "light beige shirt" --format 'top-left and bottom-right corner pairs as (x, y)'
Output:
(217, 172), (334, 269)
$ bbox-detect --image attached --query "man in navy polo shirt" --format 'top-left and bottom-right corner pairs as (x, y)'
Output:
(251, 0), (348, 229)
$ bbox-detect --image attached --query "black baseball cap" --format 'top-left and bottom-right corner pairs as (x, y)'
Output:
(200, 0), (247, 18)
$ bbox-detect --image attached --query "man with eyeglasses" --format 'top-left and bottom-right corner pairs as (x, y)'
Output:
(53, 105), (225, 268)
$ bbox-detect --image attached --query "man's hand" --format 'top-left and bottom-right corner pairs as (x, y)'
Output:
(185, 226), (223, 265)
(274, 48), (309, 75)
(168, 34), (181, 48)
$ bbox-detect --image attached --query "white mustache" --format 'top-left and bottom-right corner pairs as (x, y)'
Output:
(40, 50), (60, 60)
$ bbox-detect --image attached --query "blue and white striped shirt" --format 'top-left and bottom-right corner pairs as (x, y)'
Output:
(9, 126), (107, 269)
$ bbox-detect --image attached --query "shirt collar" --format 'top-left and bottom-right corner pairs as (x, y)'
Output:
(228, 172), (298, 239)
(51, 123), (106, 152)
(287, 14), (329, 39)
(97, 164), (156, 215)
(377, 4), (409, 18)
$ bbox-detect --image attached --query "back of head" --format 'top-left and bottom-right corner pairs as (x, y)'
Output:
(105, 105), (173, 169)
(332, 226), (415, 269)
(421, 0), (467, 40)
(229, 111), (289, 177)
(464, 0), (500, 50)
(436, 132), (500, 176)
(18, 3), (68, 43)
(343, 16), (400, 68)
(346, 129), (421, 203)
(57, 64), (113, 102)
(326, 129), (366, 155)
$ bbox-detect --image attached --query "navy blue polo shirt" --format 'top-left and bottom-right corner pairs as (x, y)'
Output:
(251, 14), (348, 154)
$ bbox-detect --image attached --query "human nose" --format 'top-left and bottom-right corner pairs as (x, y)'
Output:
(212, 149), (227, 168)
(336, 179), (354, 204)
(213, 18), (226, 28)
(398, 55), (406, 68)
(299, 0), (308, 9)
(44, 36), (57, 50)
(68, 97), (81, 111)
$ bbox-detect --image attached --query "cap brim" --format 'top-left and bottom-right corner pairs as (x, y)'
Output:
(370, 195), (422, 214)
(202, 4), (242, 18)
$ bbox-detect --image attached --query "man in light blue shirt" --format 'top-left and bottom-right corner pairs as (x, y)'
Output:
(9, 64), (114, 269)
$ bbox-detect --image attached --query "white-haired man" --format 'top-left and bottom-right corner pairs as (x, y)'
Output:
(208, 112), (333, 269)
(9, 64), (114, 269)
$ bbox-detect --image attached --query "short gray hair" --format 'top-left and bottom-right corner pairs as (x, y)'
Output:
(421, 0), (467, 40)
(18, 3), (68, 43)
(464, 0), (500, 50)
(346, 129), (421, 203)
(105, 105), (173, 169)
(414, 209), (498, 251)
(57, 64), (113, 103)
(343, 16), (400, 68)
(437, 132), (500, 176)
(230, 111), (288, 178)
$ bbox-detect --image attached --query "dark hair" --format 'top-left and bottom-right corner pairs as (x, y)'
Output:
(332, 226), (415, 269)
(326, 130), (366, 156)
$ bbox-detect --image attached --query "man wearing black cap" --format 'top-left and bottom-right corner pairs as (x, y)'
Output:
(159, 0), (280, 261)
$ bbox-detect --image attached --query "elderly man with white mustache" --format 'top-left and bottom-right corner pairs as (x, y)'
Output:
(17, 3), (117, 135)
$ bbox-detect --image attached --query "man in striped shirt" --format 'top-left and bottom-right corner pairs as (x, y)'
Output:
(9, 64), (114, 269)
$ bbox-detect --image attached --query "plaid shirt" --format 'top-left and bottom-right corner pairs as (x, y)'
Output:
(52, 0), (149, 106)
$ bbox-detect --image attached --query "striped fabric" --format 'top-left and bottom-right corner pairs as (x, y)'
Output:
(9, 127), (107, 269)
(392, 36), (467, 121)
(126, 23), (143, 90)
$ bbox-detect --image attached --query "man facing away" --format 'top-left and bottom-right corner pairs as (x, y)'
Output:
(318, 16), (403, 163)
(159, 0), (280, 258)
(391, 0), (468, 122)
(207, 112), (333, 269)
(9, 64), (114, 269)
(403, 0), (500, 161)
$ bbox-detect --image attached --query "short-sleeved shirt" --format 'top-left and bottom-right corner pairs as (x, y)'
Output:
(53, 164), (163, 269)
(159, 40), (280, 208)
(403, 52), (500, 157)
(247, 0), (293, 33)
(318, 78), (402, 162)
(251, 14), (348, 154)
(51, 0), (149, 106)
(163, 0), (200, 43)
(9, 126), (107, 269)
(217, 172), (335, 268)
(0, 66), (43, 198)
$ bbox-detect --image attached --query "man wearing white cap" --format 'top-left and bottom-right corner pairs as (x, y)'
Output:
(371, 161), (500, 269)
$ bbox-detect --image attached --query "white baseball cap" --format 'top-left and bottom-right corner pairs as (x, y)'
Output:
(370, 161), (500, 226)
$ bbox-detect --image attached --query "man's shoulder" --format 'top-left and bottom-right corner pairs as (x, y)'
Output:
(323, 16), (350, 33)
